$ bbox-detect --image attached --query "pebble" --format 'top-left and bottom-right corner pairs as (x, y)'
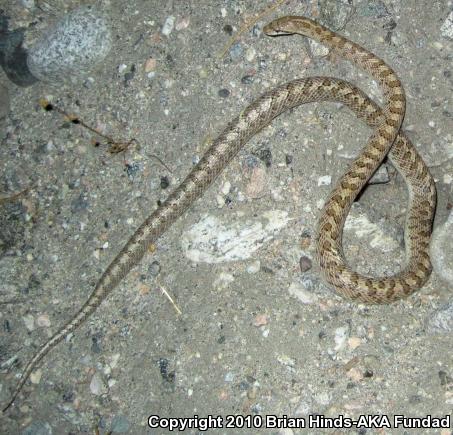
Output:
(245, 47), (256, 62)
(36, 314), (51, 327)
(347, 336), (362, 350)
(221, 181), (231, 195)
(241, 75), (254, 84)
(317, 175), (332, 186)
(309, 39), (330, 57)
(344, 208), (399, 252)
(253, 314), (269, 327)
(110, 415), (130, 433)
(347, 367), (364, 382)
(319, 0), (354, 30)
(23, 314), (35, 331)
(175, 17), (190, 31)
(161, 16), (175, 36)
(144, 58), (157, 72)
(229, 43), (243, 59)
(245, 166), (267, 198)
(218, 88), (230, 98)
(430, 210), (453, 284)
(358, 0), (389, 18)
(246, 260), (260, 274)
(148, 261), (161, 277)
(27, 6), (112, 83)
(440, 11), (453, 40)
(299, 256), (312, 273)
(90, 373), (108, 395)
(29, 369), (42, 384)
(443, 174), (452, 184)
(224, 372), (235, 382)
(288, 281), (317, 304)
(22, 421), (53, 435)
(334, 326), (349, 351)
(181, 210), (290, 263)
(426, 302), (453, 334)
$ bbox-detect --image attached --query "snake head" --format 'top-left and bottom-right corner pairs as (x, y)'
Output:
(263, 16), (315, 37)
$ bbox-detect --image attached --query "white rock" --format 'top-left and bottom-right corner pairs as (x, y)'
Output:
(245, 47), (256, 62)
(23, 314), (35, 331)
(161, 16), (175, 36)
(246, 260), (261, 274)
(288, 281), (317, 304)
(309, 39), (329, 56)
(318, 175), (332, 186)
(441, 11), (453, 40)
(181, 210), (290, 263)
(344, 213), (399, 252)
(90, 373), (108, 395)
(334, 326), (349, 351)
(430, 210), (453, 284)
(36, 314), (51, 327)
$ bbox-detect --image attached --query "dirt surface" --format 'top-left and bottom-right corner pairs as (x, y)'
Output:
(1, 1), (452, 434)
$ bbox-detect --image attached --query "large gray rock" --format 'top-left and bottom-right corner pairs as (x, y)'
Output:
(27, 5), (112, 83)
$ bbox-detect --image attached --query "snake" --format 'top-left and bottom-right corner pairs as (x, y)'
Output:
(2, 16), (436, 412)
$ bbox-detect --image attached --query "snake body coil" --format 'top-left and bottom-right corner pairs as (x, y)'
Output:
(2, 16), (435, 412)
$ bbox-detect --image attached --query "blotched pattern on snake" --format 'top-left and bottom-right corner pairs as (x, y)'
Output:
(2, 16), (436, 412)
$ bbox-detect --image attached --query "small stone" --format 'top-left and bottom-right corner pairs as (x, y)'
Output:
(253, 314), (269, 327)
(30, 369), (42, 384)
(148, 261), (161, 277)
(334, 326), (349, 351)
(277, 354), (296, 368)
(144, 58), (157, 72)
(347, 367), (364, 382)
(441, 11), (453, 40)
(90, 373), (108, 395)
(318, 175), (332, 186)
(430, 211), (453, 284)
(309, 39), (329, 57)
(288, 281), (317, 304)
(443, 174), (452, 184)
(110, 415), (130, 433)
(22, 422), (53, 435)
(241, 75), (254, 84)
(229, 43), (243, 59)
(23, 314), (35, 331)
(161, 16), (175, 36)
(299, 256), (312, 273)
(245, 166), (267, 198)
(348, 336), (362, 350)
(221, 181), (231, 195)
(218, 88), (230, 98)
(426, 302), (453, 334)
(224, 372), (235, 382)
(36, 314), (51, 327)
(245, 47), (256, 62)
(175, 17), (190, 31)
(246, 260), (260, 274)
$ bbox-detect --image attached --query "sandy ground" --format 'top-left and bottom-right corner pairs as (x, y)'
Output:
(1, 0), (452, 434)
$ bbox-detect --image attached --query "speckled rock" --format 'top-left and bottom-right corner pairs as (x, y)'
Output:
(426, 302), (453, 334)
(27, 6), (112, 83)
(430, 210), (453, 284)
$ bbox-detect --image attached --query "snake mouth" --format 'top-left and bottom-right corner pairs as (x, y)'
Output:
(263, 25), (295, 36)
